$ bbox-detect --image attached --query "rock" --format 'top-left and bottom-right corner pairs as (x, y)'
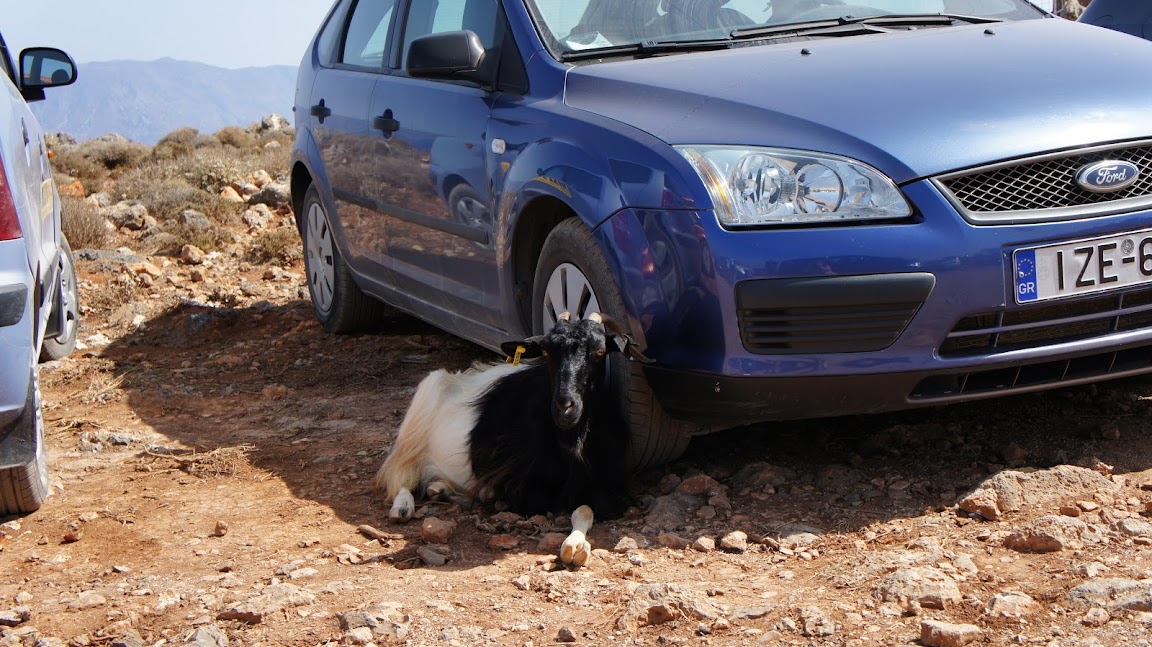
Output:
(617, 583), (721, 630)
(676, 474), (726, 497)
(211, 521), (228, 537)
(180, 244), (206, 265)
(1004, 515), (1103, 553)
(693, 536), (716, 552)
(107, 201), (149, 230)
(488, 534), (520, 551)
(260, 384), (290, 401)
(110, 628), (145, 647)
(645, 493), (702, 530)
(536, 533), (567, 552)
(420, 517), (457, 544)
(797, 605), (836, 637)
(241, 204), (276, 230)
(178, 209), (212, 231)
(66, 591), (106, 610)
(987, 591), (1038, 618)
(251, 169), (273, 187)
(768, 523), (823, 549)
(219, 186), (244, 203)
(555, 626), (577, 643)
(249, 182), (290, 210)
(0, 607), (30, 627)
(417, 546), (449, 566)
(920, 619), (981, 647)
(1069, 579), (1152, 611)
(182, 624), (229, 646)
(719, 530), (748, 553)
(657, 533), (691, 549)
(216, 583), (316, 624)
(343, 627), (374, 645)
(1081, 607), (1111, 627)
(957, 465), (1120, 521)
(613, 536), (639, 553)
(730, 462), (796, 491)
(337, 604), (410, 640)
(256, 114), (291, 133)
(875, 567), (961, 610)
(1114, 517), (1152, 538)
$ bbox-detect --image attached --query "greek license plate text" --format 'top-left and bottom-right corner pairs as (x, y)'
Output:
(1014, 229), (1152, 304)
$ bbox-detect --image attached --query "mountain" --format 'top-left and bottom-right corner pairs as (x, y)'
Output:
(30, 58), (298, 145)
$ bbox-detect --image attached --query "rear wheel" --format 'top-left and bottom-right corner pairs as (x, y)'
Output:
(0, 368), (50, 515)
(40, 236), (79, 362)
(300, 185), (384, 333)
(532, 218), (691, 470)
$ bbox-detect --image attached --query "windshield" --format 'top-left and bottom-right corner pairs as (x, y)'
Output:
(526, 0), (1045, 56)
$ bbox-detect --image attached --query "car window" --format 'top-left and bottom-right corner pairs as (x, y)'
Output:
(401, 0), (500, 69)
(342, 0), (396, 68)
(527, 0), (1044, 55)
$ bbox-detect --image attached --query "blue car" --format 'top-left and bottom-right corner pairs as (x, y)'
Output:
(291, 0), (1152, 468)
(1079, 0), (1152, 40)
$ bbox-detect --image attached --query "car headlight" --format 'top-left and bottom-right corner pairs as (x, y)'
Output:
(675, 146), (911, 227)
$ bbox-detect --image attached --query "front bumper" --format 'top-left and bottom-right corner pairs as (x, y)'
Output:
(597, 179), (1152, 425)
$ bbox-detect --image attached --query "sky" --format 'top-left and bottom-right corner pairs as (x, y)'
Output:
(3, 0), (335, 69)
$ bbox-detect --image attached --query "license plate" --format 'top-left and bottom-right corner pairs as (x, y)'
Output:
(1014, 228), (1152, 304)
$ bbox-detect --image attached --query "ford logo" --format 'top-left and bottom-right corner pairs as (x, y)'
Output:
(1075, 160), (1141, 194)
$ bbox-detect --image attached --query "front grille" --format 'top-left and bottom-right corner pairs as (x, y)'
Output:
(736, 273), (934, 354)
(911, 342), (1152, 401)
(940, 286), (1152, 357)
(934, 140), (1152, 224)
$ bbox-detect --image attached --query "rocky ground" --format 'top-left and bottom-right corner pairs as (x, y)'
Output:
(4, 174), (1152, 647)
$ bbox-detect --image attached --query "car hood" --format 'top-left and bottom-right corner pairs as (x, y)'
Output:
(563, 18), (1152, 183)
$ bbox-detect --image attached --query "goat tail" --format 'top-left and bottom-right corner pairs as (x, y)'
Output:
(372, 369), (452, 500)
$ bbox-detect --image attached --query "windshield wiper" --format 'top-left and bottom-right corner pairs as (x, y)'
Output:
(731, 13), (1003, 40)
(560, 39), (731, 62)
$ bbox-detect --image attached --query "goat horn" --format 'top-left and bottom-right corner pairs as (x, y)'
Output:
(588, 312), (602, 323)
(557, 311), (571, 321)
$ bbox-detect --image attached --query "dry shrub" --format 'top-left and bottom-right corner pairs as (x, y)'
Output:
(215, 126), (257, 149)
(151, 127), (219, 161)
(52, 138), (150, 184)
(60, 195), (111, 249)
(248, 226), (302, 263)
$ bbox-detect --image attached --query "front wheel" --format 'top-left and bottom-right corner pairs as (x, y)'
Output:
(0, 368), (50, 515)
(532, 218), (691, 470)
(300, 185), (384, 333)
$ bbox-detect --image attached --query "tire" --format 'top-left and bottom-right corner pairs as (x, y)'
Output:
(0, 368), (50, 515)
(300, 184), (384, 333)
(40, 236), (80, 362)
(532, 218), (691, 470)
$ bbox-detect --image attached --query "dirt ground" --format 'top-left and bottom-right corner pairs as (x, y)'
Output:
(4, 233), (1152, 646)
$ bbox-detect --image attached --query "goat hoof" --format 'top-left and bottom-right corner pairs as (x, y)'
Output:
(560, 535), (591, 568)
(389, 490), (415, 523)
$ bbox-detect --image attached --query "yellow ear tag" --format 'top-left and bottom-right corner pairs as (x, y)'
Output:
(508, 344), (526, 366)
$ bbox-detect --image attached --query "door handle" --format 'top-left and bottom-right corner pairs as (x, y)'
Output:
(372, 109), (400, 134)
(310, 99), (331, 123)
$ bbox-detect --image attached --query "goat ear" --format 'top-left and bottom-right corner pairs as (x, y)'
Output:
(501, 337), (543, 361)
(599, 315), (655, 364)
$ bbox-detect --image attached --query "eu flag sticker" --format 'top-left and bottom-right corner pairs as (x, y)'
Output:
(1015, 249), (1038, 303)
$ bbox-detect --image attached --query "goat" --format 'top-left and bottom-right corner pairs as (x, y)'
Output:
(372, 312), (649, 567)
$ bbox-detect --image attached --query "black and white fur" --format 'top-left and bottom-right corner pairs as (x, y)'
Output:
(372, 312), (647, 567)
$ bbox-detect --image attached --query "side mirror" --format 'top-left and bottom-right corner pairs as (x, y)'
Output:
(406, 30), (492, 88)
(20, 47), (77, 102)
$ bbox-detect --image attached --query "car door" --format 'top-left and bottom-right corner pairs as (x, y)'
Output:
(370, 0), (503, 328)
(308, 0), (398, 276)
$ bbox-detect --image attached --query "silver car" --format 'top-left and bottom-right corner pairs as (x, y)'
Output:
(0, 31), (78, 515)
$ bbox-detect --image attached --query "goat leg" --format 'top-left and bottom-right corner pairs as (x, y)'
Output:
(560, 505), (594, 568)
